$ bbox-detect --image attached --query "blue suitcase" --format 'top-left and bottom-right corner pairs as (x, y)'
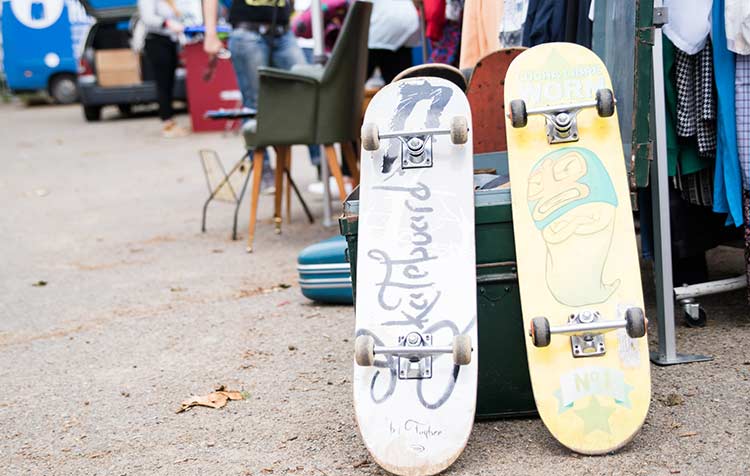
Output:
(297, 235), (353, 304)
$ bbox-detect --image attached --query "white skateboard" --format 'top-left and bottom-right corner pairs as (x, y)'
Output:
(353, 76), (477, 476)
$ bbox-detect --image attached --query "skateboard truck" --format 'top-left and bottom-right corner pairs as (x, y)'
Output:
(529, 308), (646, 358)
(360, 117), (469, 169)
(354, 332), (472, 378)
(508, 89), (616, 144)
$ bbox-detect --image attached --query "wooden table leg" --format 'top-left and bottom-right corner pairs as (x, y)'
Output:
(286, 150), (292, 224)
(342, 141), (360, 187)
(273, 146), (287, 235)
(246, 148), (265, 253)
(324, 144), (347, 202)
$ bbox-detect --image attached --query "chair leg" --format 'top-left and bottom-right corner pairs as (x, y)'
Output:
(285, 150), (292, 224)
(273, 146), (287, 235)
(324, 144), (347, 202)
(246, 149), (265, 253)
(342, 141), (360, 187)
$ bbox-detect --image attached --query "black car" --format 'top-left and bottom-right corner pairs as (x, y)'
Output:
(77, 0), (186, 121)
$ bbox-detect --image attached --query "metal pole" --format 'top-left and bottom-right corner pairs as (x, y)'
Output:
(310, 0), (333, 225)
(415, 0), (428, 63)
(648, 1), (711, 365)
(310, 0), (326, 65)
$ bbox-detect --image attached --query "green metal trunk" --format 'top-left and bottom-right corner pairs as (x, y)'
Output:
(339, 152), (536, 419)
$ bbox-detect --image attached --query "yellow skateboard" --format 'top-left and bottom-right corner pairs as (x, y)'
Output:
(504, 43), (651, 455)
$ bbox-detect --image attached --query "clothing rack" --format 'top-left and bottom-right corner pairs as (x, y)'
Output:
(646, 0), (745, 365)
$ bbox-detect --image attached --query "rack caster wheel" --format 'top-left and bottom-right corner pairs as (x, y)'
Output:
(452, 334), (472, 365)
(361, 123), (380, 151)
(596, 89), (615, 117)
(510, 99), (528, 128)
(354, 335), (375, 366)
(625, 307), (646, 338)
(450, 116), (469, 144)
(683, 306), (707, 328)
(530, 316), (551, 347)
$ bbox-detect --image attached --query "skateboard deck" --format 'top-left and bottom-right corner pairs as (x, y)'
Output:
(466, 48), (525, 153)
(393, 63), (468, 92)
(504, 43), (651, 455)
(353, 76), (477, 476)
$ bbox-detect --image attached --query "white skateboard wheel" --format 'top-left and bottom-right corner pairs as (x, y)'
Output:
(452, 334), (472, 365)
(531, 316), (551, 347)
(361, 123), (380, 151)
(596, 89), (615, 117)
(510, 99), (527, 128)
(625, 307), (646, 338)
(354, 335), (375, 366)
(450, 116), (469, 145)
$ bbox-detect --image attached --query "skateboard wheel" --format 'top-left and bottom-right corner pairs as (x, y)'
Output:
(354, 335), (375, 366)
(510, 99), (527, 128)
(625, 307), (647, 338)
(450, 116), (469, 145)
(530, 317), (551, 347)
(452, 334), (472, 365)
(361, 123), (380, 151)
(596, 89), (615, 117)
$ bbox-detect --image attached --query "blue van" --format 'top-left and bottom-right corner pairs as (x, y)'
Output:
(1, 0), (92, 103)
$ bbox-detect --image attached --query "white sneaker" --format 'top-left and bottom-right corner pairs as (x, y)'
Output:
(261, 173), (276, 195)
(307, 176), (353, 198)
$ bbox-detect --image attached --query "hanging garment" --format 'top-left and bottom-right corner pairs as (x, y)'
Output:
(737, 54), (750, 190)
(637, 183), (725, 283)
(564, 0), (592, 49)
(744, 190), (750, 303)
(367, 0), (420, 51)
(459, 0), (502, 69)
(712, 0), (744, 227)
(681, 168), (715, 207)
(662, 0), (712, 55)
(499, 0), (529, 47)
(663, 37), (709, 177)
(726, 0), (750, 55)
(522, 0), (566, 47)
(430, 20), (462, 65)
(423, 0), (447, 42)
(673, 41), (717, 157)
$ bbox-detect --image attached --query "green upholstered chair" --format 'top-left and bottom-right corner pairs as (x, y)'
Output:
(242, 0), (372, 252)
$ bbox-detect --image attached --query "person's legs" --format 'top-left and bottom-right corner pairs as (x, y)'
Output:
(379, 47), (414, 84)
(272, 32), (321, 173)
(228, 29), (269, 110)
(366, 48), (382, 82)
(144, 35), (176, 122)
(228, 29), (274, 189)
(270, 31), (307, 69)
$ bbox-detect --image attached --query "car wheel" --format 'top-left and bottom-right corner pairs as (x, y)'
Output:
(83, 105), (102, 122)
(49, 75), (79, 104)
(117, 104), (132, 117)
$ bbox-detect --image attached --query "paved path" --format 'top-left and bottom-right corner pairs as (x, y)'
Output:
(0, 103), (748, 475)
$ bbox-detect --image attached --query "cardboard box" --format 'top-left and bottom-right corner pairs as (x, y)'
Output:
(95, 49), (141, 87)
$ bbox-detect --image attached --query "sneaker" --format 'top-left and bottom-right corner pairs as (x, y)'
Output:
(162, 120), (189, 138)
(261, 171), (276, 195)
(307, 176), (353, 198)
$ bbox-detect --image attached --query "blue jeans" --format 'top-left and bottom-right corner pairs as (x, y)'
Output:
(229, 30), (321, 171)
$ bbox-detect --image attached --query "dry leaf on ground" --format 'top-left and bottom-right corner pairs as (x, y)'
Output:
(176, 388), (245, 413)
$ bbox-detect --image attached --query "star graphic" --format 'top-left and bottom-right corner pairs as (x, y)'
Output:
(574, 396), (616, 435)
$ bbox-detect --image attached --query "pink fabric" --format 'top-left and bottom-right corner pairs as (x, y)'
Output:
(423, 0), (447, 41)
(292, 0), (350, 52)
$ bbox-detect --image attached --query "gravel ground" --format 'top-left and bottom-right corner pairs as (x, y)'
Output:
(0, 103), (749, 476)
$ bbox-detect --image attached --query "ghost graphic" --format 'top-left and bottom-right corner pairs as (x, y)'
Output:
(527, 147), (620, 307)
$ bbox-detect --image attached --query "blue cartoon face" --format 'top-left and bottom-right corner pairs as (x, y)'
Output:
(527, 147), (618, 231)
